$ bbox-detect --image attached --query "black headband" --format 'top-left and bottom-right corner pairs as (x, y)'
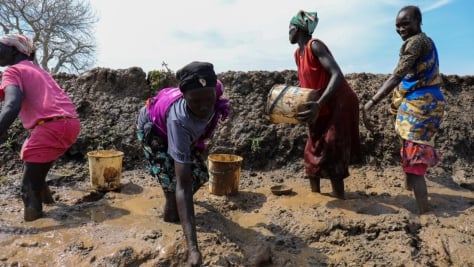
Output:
(176, 61), (217, 93)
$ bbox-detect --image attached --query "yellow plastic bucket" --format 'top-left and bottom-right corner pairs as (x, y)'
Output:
(87, 150), (124, 191)
(265, 84), (320, 124)
(208, 154), (243, 196)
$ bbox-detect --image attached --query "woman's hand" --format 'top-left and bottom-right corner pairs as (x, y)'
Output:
(296, 101), (320, 124)
(188, 248), (202, 267)
(362, 99), (376, 132)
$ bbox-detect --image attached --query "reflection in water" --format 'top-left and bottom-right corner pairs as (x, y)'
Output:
(54, 202), (131, 224)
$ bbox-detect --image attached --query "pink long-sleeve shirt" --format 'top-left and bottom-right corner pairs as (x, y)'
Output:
(0, 60), (77, 129)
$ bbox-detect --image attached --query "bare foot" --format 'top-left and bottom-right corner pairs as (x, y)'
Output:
(188, 249), (202, 267)
(308, 176), (320, 193)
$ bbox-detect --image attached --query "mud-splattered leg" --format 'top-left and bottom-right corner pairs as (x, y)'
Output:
(408, 174), (428, 214)
(22, 162), (52, 221)
(163, 191), (180, 223)
(309, 176), (320, 193)
(330, 179), (345, 200)
(40, 178), (55, 204)
(404, 173), (414, 191)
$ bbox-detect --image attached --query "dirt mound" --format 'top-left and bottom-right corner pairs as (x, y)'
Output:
(1, 68), (472, 181)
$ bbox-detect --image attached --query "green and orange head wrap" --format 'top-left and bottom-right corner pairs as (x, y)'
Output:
(290, 10), (319, 35)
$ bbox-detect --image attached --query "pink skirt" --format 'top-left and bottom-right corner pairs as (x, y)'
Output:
(21, 118), (80, 163)
(401, 140), (441, 176)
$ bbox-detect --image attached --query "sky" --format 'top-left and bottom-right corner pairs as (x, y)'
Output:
(88, 0), (474, 75)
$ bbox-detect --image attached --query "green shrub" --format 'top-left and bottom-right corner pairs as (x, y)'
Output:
(147, 62), (178, 93)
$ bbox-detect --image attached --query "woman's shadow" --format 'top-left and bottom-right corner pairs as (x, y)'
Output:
(326, 174), (474, 217)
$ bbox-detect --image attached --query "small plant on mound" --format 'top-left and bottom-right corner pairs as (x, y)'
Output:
(2, 119), (22, 152)
(147, 62), (178, 93)
(249, 136), (264, 152)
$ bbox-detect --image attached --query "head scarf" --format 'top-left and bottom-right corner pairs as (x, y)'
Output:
(176, 61), (217, 93)
(290, 10), (319, 34)
(0, 34), (35, 57)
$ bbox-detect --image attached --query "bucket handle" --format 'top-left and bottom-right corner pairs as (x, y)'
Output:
(267, 85), (291, 114)
(209, 169), (237, 176)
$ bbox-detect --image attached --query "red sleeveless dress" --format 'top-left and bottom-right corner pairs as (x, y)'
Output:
(295, 39), (361, 180)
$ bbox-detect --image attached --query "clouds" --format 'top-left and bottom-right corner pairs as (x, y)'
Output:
(424, 0), (453, 11)
(88, 0), (470, 75)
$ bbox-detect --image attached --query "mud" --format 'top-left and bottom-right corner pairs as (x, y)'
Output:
(0, 68), (473, 266)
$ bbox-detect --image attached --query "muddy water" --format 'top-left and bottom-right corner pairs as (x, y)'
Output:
(1, 173), (344, 266)
(0, 183), (183, 266)
(1, 167), (474, 266)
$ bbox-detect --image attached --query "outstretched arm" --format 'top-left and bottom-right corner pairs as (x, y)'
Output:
(364, 74), (402, 111)
(362, 74), (402, 131)
(0, 85), (22, 135)
(174, 161), (202, 266)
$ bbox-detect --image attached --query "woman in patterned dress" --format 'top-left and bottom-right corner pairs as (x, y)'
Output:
(363, 6), (445, 214)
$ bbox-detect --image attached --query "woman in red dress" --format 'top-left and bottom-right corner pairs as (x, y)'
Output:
(290, 10), (361, 199)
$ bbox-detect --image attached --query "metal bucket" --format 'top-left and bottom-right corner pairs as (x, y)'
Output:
(265, 84), (320, 124)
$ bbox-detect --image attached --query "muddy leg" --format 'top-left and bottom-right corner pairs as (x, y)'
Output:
(309, 176), (320, 193)
(163, 191), (180, 223)
(39, 177), (55, 204)
(330, 179), (345, 200)
(40, 186), (55, 204)
(22, 162), (52, 221)
(409, 174), (428, 214)
(405, 173), (414, 191)
(22, 177), (43, 222)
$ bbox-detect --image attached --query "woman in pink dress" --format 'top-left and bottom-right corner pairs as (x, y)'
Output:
(0, 34), (80, 221)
